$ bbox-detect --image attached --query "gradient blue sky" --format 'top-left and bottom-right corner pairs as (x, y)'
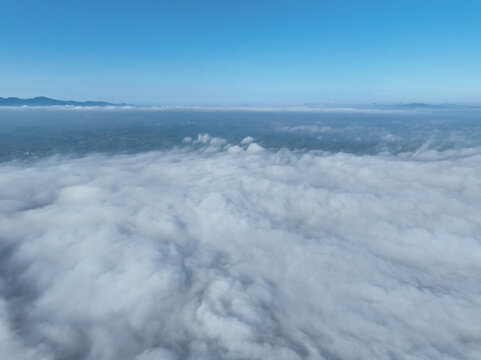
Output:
(1, 0), (480, 105)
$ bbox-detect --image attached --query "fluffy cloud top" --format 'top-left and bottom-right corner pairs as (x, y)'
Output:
(0, 137), (480, 359)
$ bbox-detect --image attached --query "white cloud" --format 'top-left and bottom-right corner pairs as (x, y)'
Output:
(240, 136), (255, 145)
(1, 137), (481, 359)
(246, 143), (264, 153)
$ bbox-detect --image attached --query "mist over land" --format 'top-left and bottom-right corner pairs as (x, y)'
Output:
(2, 0), (481, 357)
(1, 108), (480, 359)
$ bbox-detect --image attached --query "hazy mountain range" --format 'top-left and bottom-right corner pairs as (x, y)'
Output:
(371, 102), (481, 110)
(1, 97), (480, 110)
(0, 96), (124, 107)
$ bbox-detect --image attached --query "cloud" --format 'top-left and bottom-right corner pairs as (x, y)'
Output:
(1, 137), (481, 359)
(240, 136), (255, 145)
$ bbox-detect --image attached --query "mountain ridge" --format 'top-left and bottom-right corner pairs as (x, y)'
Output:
(0, 96), (125, 107)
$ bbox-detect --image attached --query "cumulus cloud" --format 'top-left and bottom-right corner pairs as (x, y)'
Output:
(240, 136), (255, 145)
(1, 137), (481, 359)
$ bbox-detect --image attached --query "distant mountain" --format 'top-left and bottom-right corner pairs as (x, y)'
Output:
(0, 96), (126, 107)
(374, 102), (481, 110)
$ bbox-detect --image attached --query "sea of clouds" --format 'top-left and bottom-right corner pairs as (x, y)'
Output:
(1, 135), (480, 360)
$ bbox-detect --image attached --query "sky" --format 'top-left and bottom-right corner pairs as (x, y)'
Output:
(1, 0), (480, 105)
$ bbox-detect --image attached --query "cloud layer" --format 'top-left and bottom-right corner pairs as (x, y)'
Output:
(1, 137), (481, 359)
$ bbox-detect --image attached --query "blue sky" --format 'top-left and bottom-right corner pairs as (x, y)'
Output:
(1, 0), (480, 105)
